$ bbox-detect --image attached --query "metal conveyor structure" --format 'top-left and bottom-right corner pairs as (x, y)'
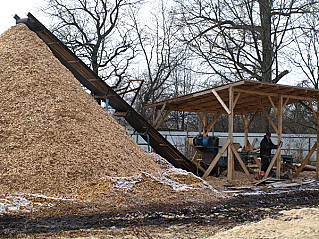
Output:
(15, 13), (202, 175)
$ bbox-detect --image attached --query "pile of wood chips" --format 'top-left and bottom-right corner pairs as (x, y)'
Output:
(0, 24), (161, 197)
(69, 153), (222, 211)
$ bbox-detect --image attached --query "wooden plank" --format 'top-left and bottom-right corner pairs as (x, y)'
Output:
(203, 112), (208, 136)
(235, 88), (319, 102)
(264, 142), (283, 179)
(248, 141), (261, 170)
(212, 89), (231, 114)
(247, 109), (260, 128)
(233, 92), (241, 109)
(153, 102), (167, 127)
(242, 114), (249, 151)
(197, 112), (204, 128)
(204, 111), (222, 136)
(299, 100), (315, 115)
(251, 138), (257, 147)
(270, 182), (301, 188)
(308, 100), (318, 116)
(231, 144), (253, 181)
(277, 95), (283, 179)
(191, 151), (206, 173)
(261, 106), (279, 134)
(155, 110), (171, 129)
(203, 139), (231, 178)
(227, 87), (234, 182)
(254, 178), (284, 186)
(317, 111), (319, 180)
(268, 96), (279, 116)
(283, 98), (290, 108)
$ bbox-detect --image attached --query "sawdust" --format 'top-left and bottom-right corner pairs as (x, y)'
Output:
(68, 153), (222, 211)
(0, 24), (161, 197)
(0, 24), (222, 216)
(298, 171), (317, 180)
(205, 170), (253, 191)
(210, 207), (319, 239)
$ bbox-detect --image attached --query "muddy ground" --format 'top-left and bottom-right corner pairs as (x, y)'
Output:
(0, 187), (318, 239)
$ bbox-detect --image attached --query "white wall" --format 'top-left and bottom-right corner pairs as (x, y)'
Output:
(129, 131), (317, 163)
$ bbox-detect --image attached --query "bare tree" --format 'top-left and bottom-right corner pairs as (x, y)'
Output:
(289, 4), (319, 89)
(43, 0), (141, 87)
(173, 0), (318, 83)
(129, 1), (189, 116)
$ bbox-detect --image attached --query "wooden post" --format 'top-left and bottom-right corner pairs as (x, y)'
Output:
(277, 95), (283, 179)
(191, 151), (206, 173)
(317, 103), (319, 180)
(231, 144), (253, 181)
(155, 110), (171, 129)
(264, 142), (282, 178)
(294, 142), (317, 177)
(241, 114), (249, 152)
(203, 139), (231, 178)
(153, 103), (167, 127)
(203, 112), (222, 136)
(227, 87), (234, 182)
(152, 107), (157, 125)
(203, 112), (208, 136)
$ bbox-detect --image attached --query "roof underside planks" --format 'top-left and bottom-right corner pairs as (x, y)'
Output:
(145, 80), (319, 115)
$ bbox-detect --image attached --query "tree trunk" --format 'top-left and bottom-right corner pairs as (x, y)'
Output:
(259, 0), (273, 83)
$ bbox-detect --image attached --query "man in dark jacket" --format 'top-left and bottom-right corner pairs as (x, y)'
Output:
(260, 133), (278, 175)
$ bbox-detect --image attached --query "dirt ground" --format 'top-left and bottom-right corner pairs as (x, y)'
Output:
(0, 171), (318, 239)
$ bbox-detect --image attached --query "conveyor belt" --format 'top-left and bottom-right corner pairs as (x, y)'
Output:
(15, 13), (203, 175)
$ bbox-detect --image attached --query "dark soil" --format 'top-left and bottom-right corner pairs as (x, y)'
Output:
(0, 188), (318, 238)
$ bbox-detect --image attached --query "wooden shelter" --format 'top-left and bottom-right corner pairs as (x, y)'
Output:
(145, 80), (319, 181)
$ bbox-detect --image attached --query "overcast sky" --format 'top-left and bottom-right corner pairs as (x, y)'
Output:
(0, 0), (46, 34)
(0, 0), (298, 86)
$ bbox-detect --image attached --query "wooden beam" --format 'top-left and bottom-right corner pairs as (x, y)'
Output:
(191, 151), (206, 173)
(241, 114), (249, 151)
(247, 141), (261, 170)
(294, 142), (317, 177)
(230, 144), (253, 182)
(197, 112), (204, 128)
(203, 139), (231, 178)
(203, 112), (208, 136)
(233, 92), (241, 109)
(251, 138), (258, 147)
(153, 102), (167, 127)
(317, 106), (319, 180)
(155, 110), (171, 129)
(247, 109), (261, 128)
(264, 142), (282, 179)
(152, 107), (157, 125)
(235, 88), (319, 102)
(261, 106), (279, 134)
(308, 100), (318, 118)
(212, 89), (231, 114)
(283, 98), (290, 109)
(268, 96), (279, 117)
(299, 100), (315, 114)
(277, 95), (283, 179)
(227, 87), (234, 182)
(213, 80), (245, 91)
(204, 111), (222, 136)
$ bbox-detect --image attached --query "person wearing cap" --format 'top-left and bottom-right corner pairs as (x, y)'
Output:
(260, 133), (278, 176)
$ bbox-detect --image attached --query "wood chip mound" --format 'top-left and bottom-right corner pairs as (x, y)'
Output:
(0, 24), (161, 197)
(67, 153), (222, 212)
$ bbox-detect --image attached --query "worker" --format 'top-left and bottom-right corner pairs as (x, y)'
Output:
(260, 132), (278, 176)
